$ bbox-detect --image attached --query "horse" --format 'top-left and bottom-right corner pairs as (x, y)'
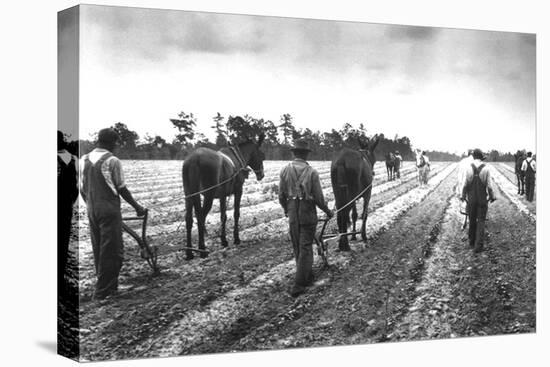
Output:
(514, 150), (526, 195)
(181, 133), (266, 259)
(385, 152), (396, 181)
(331, 136), (379, 251)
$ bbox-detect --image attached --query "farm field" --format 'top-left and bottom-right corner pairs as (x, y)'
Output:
(62, 160), (536, 361)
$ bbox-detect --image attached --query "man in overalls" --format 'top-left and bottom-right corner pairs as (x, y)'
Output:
(460, 149), (496, 253)
(80, 128), (146, 300)
(58, 131), (78, 290)
(394, 150), (402, 179)
(279, 139), (333, 297)
(521, 151), (536, 202)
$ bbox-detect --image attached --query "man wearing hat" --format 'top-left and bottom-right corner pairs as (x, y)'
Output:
(80, 128), (146, 300)
(521, 151), (536, 202)
(394, 150), (403, 179)
(460, 148), (496, 253)
(279, 138), (333, 297)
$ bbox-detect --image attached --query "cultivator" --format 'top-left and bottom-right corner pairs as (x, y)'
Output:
(122, 209), (160, 274)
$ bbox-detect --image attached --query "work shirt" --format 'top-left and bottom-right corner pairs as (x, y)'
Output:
(521, 157), (536, 173)
(460, 159), (496, 201)
(80, 148), (126, 196)
(456, 155), (474, 195)
(417, 154), (430, 167)
(278, 158), (329, 215)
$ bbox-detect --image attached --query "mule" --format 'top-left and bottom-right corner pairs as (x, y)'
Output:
(385, 152), (396, 181)
(181, 134), (265, 259)
(330, 136), (379, 251)
(514, 150), (526, 195)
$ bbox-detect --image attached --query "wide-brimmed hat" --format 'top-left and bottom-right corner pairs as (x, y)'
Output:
(472, 148), (486, 160)
(290, 138), (312, 152)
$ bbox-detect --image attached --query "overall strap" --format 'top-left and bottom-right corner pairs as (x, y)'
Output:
(471, 163), (485, 176)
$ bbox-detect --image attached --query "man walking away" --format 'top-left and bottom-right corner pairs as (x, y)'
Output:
(80, 128), (146, 300)
(279, 139), (333, 297)
(460, 149), (496, 253)
(417, 150), (430, 186)
(521, 151), (536, 202)
(58, 131), (78, 290)
(394, 150), (402, 179)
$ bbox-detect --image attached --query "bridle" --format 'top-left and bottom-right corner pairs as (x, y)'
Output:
(230, 144), (263, 176)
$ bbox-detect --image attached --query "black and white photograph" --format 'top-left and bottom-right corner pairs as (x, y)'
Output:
(54, 2), (542, 362)
(5, 1), (547, 366)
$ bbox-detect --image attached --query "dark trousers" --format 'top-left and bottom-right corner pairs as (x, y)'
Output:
(58, 205), (73, 288)
(525, 174), (535, 202)
(88, 210), (123, 298)
(287, 199), (317, 291)
(468, 201), (488, 252)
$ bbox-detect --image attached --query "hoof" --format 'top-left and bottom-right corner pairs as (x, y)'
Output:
(200, 252), (209, 259)
(221, 240), (228, 248)
(234, 239), (241, 245)
(185, 252), (195, 261)
(351, 235), (357, 241)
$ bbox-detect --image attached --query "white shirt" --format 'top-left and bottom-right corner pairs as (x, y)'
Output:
(79, 148), (126, 195)
(460, 159), (496, 200)
(521, 157), (536, 173)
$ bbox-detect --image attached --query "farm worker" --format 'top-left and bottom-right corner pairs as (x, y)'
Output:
(460, 149), (496, 253)
(521, 151), (536, 202)
(80, 128), (146, 300)
(58, 131), (78, 290)
(394, 150), (402, 178)
(278, 139), (333, 297)
(416, 150), (430, 185)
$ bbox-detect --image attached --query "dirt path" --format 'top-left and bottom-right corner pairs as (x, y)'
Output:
(75, 161), (535, 360)
(127, 164), (457, 357)
(76, 164), (454, 360)
(391, 175), (535, 339)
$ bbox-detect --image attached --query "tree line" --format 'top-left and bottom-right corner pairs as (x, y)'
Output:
(65, 111), (516, 162)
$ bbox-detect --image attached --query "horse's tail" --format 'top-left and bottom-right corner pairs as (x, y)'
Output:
(331, 161), (351, 230)
(182, 156), (203, 219)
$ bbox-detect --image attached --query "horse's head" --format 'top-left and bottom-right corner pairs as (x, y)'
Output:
(359, 135), (379, 170)
(239, 133), (266, 181)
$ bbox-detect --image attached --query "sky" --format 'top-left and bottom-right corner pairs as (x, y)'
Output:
(61, 4), (536, 154)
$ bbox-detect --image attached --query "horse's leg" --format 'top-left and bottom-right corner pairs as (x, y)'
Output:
(219, 196), (228, 247)
(521, 174), (525, 195)
(233, 188), (243, 245)
(199, 193), (214, 257)
(337, 207), (351, 251)
(516, 173), (521, 194)
(184, 198), (194, 260)
(201, 193), (214, 237)
(360, 189), (372, 243)
(193, 195), (208, 259)
(351, 202), (358, 241)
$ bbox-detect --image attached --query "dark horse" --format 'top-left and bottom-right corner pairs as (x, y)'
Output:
(385, 152), (396, 181)
(331, 136), (379, 251)
(182, 134), (265, 259)
(514, 150), (526, 195)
